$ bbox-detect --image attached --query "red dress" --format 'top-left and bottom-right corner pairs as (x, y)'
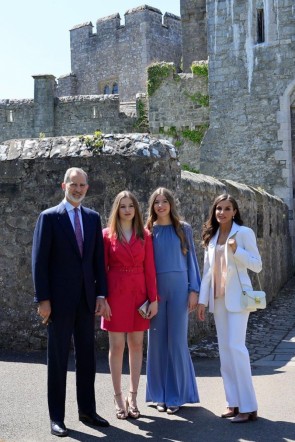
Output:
(101, 228), (158, 332)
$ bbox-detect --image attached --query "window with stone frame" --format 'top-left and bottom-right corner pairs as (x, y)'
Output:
(112, 83), (119, 94)
(257, 8), (265, 44)
(7, 110), (14, 123)
(104, 85), (110, 94)
(92, 106), (98, 119)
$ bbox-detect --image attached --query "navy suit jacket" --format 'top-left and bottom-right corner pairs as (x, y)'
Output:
(32, 202), (107, 315)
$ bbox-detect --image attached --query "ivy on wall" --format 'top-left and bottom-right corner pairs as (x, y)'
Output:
(191, 61), (208, 78)
(159, 125), (208, 146)
(134, 99), (149, 132)
(147, 62), (177, 96)
(185, 91), (209, 107)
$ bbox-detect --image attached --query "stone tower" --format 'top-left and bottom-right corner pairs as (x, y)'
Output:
(200, 0), (295, 248)
(180, 0), (207, 72)
(58, 6), (182, 102)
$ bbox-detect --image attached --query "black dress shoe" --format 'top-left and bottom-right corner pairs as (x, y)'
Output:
(50, 420), (68, 437)
(79, 412), (110, 427)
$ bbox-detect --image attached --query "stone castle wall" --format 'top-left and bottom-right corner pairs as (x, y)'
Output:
(61, 5), (182, 102)
(0, 135), (292, 350)
(148, 67), (209, 170)
(1, 69), (209, 174)
(180, 0), (207, 71)
(0, 99), (34, 141)
(201, 0), (295, 229)
(0, 91), (136, 143)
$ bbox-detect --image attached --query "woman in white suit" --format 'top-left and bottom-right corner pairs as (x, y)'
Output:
(198, 194), (262, 423)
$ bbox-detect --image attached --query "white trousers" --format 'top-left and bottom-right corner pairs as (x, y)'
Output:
(214, 298), (258, 412)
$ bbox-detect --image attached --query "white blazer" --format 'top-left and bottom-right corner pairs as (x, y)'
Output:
(199, 222), (262, 313)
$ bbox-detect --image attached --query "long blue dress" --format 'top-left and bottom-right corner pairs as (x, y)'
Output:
(146, 222), (201, 407)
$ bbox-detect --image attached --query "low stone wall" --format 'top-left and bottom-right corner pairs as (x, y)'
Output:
(0, 135), (293, 350)
(54, 95), (135, 136)
(0, 94), (136, 143)
(179, 172), (293, 342)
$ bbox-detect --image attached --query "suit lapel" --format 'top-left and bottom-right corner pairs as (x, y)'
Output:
(225, 222), (240, 266)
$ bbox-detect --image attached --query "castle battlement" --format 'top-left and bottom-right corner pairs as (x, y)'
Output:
(96, 13), (121, 33)
(69, 22), (93, 39)
(125, 5), (162, 16)
(70, 5), (180, 42)
(68, 4), (182, 102)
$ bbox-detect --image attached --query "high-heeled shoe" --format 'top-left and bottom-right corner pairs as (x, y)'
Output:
(114, 392), (127, 420)
(126, 391), (140, 419)
(221, 407), (239, 418)
(231, 411), (258, 423)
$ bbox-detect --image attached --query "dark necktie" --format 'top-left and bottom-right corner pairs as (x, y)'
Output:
(74, 207), (83, 256)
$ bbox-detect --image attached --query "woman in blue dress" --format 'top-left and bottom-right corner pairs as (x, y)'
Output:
(145, 187), (201, 414)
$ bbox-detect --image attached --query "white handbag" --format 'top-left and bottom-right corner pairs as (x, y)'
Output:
(233, 259), (266, 312)
(240, 289), (266, 311)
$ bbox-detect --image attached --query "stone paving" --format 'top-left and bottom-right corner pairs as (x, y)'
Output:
(190, 276), (295, 366)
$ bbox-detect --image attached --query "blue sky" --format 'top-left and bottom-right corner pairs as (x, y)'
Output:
(0, 1), (179, 99)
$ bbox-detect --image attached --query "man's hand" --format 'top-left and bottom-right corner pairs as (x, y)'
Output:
(38, 300), (51, 325)
(95, 298), (107, 317)
(102, 300), (112, 321)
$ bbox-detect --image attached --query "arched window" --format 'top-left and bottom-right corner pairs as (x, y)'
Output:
(104, 85), (110, 94)
(112, 83), (119, 94)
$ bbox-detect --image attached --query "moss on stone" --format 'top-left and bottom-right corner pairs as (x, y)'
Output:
(191, 61), (208, 78)
(147, 62), (176, 96)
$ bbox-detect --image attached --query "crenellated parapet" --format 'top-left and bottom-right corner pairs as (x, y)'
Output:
(67, 4), (182, 102)
(96, 13), (121, 34)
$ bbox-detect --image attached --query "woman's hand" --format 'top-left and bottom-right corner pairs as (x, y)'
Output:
(197, 304), (206, 321)
(228, 238), (237, 253)
(188, 291), (198, 313)
(101, 299), (112, 321)
(147, 300), (158, 319)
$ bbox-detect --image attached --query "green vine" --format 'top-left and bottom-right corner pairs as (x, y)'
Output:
(134, 99), (149, 131)
(147, 62), (176, 96)
(79, 130), (103, 153)
(185, 91), (209, 107)
(159, 125), (208, 146)
(182, 125), (208, 144)
(191, 61), (208, 78)
(182, 164), (199, 174)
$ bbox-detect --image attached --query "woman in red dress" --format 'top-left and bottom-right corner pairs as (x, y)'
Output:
(101, 190), (158, 419)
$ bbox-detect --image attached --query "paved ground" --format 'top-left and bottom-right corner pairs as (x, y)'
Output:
(0, 277), (295, 442)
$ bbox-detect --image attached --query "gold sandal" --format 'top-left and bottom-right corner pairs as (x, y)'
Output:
(114, 392), (127, 419)
(126, 391), (140, 419)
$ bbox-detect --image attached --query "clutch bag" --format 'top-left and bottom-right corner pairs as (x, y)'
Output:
(138, 300), (150, 318)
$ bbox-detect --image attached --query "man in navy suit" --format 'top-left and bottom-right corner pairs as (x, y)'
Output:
(32, 167), (109, 437)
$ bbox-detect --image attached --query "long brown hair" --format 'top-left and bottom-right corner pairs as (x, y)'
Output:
(202, 194), (243, 248)
(146, 187), (188, 255)
(107, 190), (145, 241)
